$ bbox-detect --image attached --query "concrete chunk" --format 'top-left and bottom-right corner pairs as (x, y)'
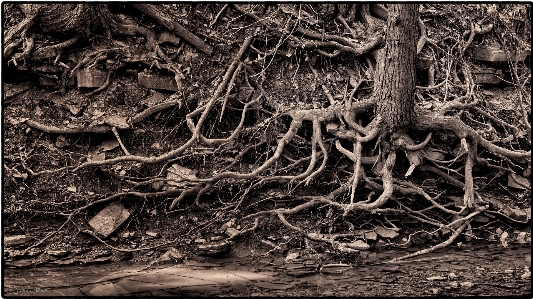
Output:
(77, 69), (107, 88)
(88, 202), (130, 238)
(138, 71), (179, 91)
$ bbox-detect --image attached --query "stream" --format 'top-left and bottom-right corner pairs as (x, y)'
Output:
(3, 242), (530, 297)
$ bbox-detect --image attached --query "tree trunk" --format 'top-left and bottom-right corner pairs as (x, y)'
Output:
(373, 4), (418, 133)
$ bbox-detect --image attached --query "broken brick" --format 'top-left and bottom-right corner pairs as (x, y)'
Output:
(77, 69), (107, 88)
(138, 71), (179, 92)
(472, 45), (530, 62)
(88, 201), (130, 238)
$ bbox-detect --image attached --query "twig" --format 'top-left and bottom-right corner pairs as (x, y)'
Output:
(112, 126), (131, 156)
(210, 4), (228, 27)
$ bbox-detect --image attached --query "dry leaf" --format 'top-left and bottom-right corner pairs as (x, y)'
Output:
(167, 164), (197, 187)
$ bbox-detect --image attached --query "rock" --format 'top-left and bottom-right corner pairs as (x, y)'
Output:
(219, 218), (236, 232)
(472, 215), (490, 223)
(194, 238), (207, 244)
(77, 69), (107, 88)
(284, 252), (300, 263)
(93, 250), (113, 258)
(210, 235), (225, 241)
(266, 235), (279, 242)
(158, 32), (181, 46)
(374, 226), (399, 239)
(346, 240), (371, 250)
(503, 207), (528, 222)
(4, 235), (33, 247)
(460, 281), (474, 288)
(260, 239), (276, 248)
(516, 232), (527, 244)
(152, 247), (183, 265)
(146, 230), (161, 238)
(26, 249), (43, 257)
(337, 243), (359, 254)
(138, 71), (180, 92)
(364, 231), (378, 241)
(496, 228), (503, 235)
(197, 241), (231, 255)
(167, 247), (183, 259)
(500, 231), (509, 247)
(287, 237), (302, 248)
(47, 250), (70, 257)
(374, 239), (387, 250)
(224, 227), (240, 238)
(440, 227), (452, 238)
(88, 201), (130, 238)
(507, 173), (530, 190)
(427, 276), (447, 281)
(72, 248), (91, 255)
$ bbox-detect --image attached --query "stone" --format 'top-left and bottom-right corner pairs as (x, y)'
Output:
(504, 207), (528, 222)
(374, 239), (387, 250)
(284, 252), (300, 263)
(364, 231), (378, 241)
(496, 227), (503, 235)
(26, 249), (43, 257)
(260, 239), (276, 248)
(440, 227), (452, 238)
(77, 69), (107, 88)
(152, 247), (183, 265)
(93, 249), (113, 258)
(374, 226), (399, 239)
(197, 241), (231, 255)
(472, 45), (529, 62)
(337, 243), (359, 254)
(346, 240), (370, 250)
(219, 218), (236, 232)
(516, 232), (528, 244)
(224, 227), (240, 238)
(210, 235), (225, 241)
(287, 237), (302, 248)
(194, 238), (207, 244)
(159, 32), (181, 46)
(47, 250), (70, 257)
(4, 235), (33, 247)
(146, 230), (161, 238)
(72, 248), (90, 255)
(507, 173), (530, 190)
(88, 201), (130, 238)
(500, 231), (509, 247)
(472, 215), (490, 223)
(138, 71), (180, 92)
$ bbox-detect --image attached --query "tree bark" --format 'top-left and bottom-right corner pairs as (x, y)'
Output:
(373, 4), (418, 133)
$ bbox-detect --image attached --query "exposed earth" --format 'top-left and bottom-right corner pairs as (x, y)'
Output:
(2, 3), (531, 297)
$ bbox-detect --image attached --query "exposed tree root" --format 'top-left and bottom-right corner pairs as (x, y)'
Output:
(6, 4), (530, 260)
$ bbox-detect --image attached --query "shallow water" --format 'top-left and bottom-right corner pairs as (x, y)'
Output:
(3, 243), (531, 297)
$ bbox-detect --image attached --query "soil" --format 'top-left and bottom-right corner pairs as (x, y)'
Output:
(2, 3), (531, 297)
